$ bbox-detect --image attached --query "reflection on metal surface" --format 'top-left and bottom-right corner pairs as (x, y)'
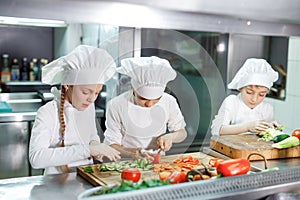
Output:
(0, 122), (28, 179)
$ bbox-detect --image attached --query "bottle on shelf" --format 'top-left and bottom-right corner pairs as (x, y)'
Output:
(11, 58), (20, 81)
(1, 53), (11, 82)
(29, 61), (35, 81)
(37, 58), (48, 81)
(20, 57), (29, 81)
(32, 58), (39, 81)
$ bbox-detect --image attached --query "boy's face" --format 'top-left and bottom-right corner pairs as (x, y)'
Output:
(65, 84), (103, 111)
(239, 85), (269, 109)
(133, 91), (161, 107)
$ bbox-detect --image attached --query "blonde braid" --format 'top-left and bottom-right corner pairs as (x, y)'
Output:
(59, 86), (71, 173)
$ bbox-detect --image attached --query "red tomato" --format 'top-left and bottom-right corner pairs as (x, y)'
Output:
(121, 168), (141, 183)
(292, 129), (300, 140)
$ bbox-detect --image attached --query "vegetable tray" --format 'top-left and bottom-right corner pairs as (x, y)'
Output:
(77, 152), (212, 186)
(210, 134), (300, 160)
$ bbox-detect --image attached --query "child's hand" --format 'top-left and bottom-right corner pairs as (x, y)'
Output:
(247, 120), (272, 133)
(157, 134), (173, 151)
(90, 143), (121, 162)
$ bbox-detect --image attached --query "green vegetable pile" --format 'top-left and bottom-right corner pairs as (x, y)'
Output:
(98, 158), (153, 172)
(92, 180), (170, 195)
(258, 126), (286, 142)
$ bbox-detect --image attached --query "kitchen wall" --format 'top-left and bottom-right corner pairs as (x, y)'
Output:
(266, 37), (300, 132)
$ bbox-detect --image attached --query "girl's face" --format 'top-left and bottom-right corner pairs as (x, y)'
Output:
(65, 84), (103, 111)
(239, 85), (269, 109)
(133, 91), (161, 108)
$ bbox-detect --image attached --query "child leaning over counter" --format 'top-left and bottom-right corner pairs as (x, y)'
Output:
(211, 58), (279, 136)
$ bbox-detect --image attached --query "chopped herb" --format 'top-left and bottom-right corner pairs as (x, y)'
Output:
(83, 166), (94, 173)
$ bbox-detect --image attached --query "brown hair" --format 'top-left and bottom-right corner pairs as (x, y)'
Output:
(59, 86), (71, 173)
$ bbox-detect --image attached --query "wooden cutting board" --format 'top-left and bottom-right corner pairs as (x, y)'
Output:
(77, 152), (213, 186)
(210, 134), (300, 160)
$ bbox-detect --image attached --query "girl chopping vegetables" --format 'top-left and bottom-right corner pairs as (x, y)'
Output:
(103, 56), (187, 160)
(29, 45), (120, 175)
(211, 58), (279, 135)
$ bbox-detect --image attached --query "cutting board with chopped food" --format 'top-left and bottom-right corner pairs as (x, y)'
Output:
(210, 134), (300, 160)
(77, 152), (213, 186)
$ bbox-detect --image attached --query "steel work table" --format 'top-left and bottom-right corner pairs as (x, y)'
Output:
(0, 172), (92, 200)
(1, 155), (300, 200)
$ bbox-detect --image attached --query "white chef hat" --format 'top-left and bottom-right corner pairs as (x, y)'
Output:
(42, 45), (116, 85)
(228, 58), (278, 90)
(117, 56), (177, 99)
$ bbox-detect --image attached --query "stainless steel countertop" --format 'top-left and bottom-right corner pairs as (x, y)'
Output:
(0, 172), (92, 200)
(1, 161), (300, 200)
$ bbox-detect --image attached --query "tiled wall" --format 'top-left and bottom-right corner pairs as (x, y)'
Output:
(265, 37), (300, 132)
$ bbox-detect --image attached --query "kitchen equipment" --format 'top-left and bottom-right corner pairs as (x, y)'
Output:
(0, 101), (12, 112)
(210, 134), (300, 160)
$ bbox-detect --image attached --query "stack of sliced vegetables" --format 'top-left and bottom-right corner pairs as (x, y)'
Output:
(259, 127), (300, 149)
(98, 158), (153, 172)
(258, 125), (285, 142)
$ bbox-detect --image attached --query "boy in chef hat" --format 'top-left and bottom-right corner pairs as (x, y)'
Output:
(211, 58), (279, 136)
(29, 45), (120, 175)
(104, 56), (187, 160)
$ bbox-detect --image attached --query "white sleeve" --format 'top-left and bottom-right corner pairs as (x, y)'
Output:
(103, 100), (123, 145)
(167, 96), (186, 132)
(29, 103), (90, 169)
(211, 96), (236, 136)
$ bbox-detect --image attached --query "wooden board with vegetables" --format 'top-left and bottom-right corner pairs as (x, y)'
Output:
(77, 152), (263, 198)
(210, 131), (300, 160)
(77, 152), (214, 186)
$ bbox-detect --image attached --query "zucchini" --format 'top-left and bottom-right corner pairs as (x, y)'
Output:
(272, 136), (300, 149)
(273, 134), (290, 143)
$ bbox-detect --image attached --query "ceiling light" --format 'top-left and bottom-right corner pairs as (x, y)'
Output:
(0, 16), (67, 27)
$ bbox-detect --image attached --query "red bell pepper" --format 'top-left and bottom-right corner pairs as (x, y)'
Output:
(216, 158), (251, 177)
(166, 171), (187, 184)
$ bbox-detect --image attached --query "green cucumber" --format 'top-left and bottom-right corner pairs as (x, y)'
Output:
(273, 134), (290, 143)
(272, 136), (300, 149)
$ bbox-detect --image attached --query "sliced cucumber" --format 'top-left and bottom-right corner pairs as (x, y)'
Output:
(272, 136), (300, 149)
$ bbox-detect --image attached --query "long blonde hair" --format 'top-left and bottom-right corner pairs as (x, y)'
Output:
(59, 86), (72, 173)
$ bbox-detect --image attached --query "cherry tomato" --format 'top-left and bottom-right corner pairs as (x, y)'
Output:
(121, 168), (141, 183)
(292, 129), (300, 140)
